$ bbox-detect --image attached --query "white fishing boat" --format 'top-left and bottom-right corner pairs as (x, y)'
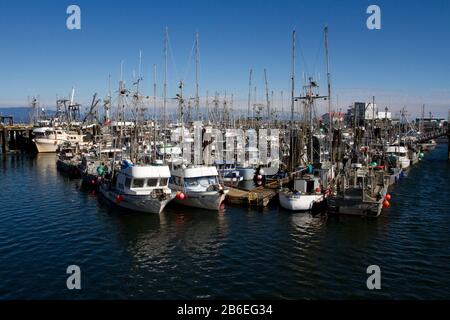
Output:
(169, 165), (228, 211)
(386, 145), (411, 169)
(32, 127), (67, 153)
(32, 127), (85, 153)
(100, 164), (175, 214)
(279, 173), (324, 211)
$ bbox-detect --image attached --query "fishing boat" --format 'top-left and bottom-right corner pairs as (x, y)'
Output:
(100, 164), (175, 214)
(56, 145), (81, 178)
(32, 127), (85, 153)
(386, 145), (411, 170)
(32, 127), (67, 153)
(327, 164), (389, 217)
(169, 165), (228, 211)
(78, 147), (122, 188)
(279, 169), (325, 211)
(215, 160), (243, 183)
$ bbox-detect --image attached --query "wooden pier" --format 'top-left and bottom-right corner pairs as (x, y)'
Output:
(226, 186), (278, 207)
(0, 117), (34, 153)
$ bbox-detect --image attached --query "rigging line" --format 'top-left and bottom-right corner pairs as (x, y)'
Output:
(312, 33), (324, 78)
(182, 38), (196, 82)
(296, 33), (310, 78)
(166, 32), (180, 83)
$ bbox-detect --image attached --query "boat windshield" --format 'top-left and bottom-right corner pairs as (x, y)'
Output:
(184, 176), (217, 187)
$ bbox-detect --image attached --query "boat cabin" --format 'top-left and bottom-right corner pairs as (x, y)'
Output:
(170, 166), (220, 192)
(293, 174), (321, 194)
(116, 166), (171, 196)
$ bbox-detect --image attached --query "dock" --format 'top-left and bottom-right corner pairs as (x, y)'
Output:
(0, 117), (35, 153)
(226, 183), (284, 207)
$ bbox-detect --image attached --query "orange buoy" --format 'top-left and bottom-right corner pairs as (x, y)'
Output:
(315, 187), (321, 193)
(385, 194), (391, 201)
(383, 200), (390, 208)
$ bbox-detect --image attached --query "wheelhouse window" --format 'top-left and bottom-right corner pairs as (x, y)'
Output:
(147, 178), (158, 187)
(132, 179), (145, 188)
(184, 176), (218, 187)
(159, 178), (168, 186)
(185, 178), (199, 187)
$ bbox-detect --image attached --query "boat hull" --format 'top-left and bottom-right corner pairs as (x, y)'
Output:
(279, 192), (324, 211)
(328, 197), (383, 217)
(100, 186), (175, 214)
(33, 138), (60, 153)
(172, 190), (227, 211)
(56, 159), (80, 178)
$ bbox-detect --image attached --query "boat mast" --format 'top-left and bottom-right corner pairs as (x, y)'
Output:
(248, 69), (253, 123)
(163, 27), (168, 162)
(264, 68), (270, 126)
(153, 64), (157, 162)
(290, 30), (296, 173)
(206, 90), (209, 124)
(324, 26), (333, 165)
(195, 31), (200, 121)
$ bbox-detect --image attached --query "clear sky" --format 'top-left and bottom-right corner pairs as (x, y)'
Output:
(0, 0), (449, 117)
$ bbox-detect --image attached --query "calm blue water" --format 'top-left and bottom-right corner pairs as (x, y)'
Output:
(0, 144), (449, 299)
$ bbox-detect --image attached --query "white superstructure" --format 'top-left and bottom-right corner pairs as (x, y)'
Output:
(169, 165), (228, 211)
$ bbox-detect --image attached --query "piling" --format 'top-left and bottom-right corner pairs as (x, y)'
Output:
(1, 127), (9, 153)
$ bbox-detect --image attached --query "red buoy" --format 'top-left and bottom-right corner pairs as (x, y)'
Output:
(315, 187), (321, 193)
(385, 194), (392, 201)
(383, 200), (390, 208)
(115, 195), (123, 203)
(176, 192), (186, 200)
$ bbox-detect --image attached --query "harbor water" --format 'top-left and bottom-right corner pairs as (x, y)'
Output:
(0, 144), (449, 299)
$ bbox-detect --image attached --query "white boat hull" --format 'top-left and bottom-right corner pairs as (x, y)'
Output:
(172, 190), (228, 211)
(100, 186), (175, 214)
(33, 138), (61, 153)
(399, 157), (411, 169)
(279, 191), (324, 211)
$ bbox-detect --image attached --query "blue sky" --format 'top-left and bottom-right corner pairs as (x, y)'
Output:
(0, 0), (449, 117)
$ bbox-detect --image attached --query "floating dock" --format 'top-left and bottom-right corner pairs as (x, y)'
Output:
(226, 186), (278, 208)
